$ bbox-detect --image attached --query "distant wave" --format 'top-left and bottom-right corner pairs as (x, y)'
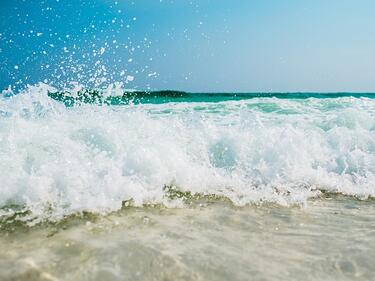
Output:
(47, 89), (375, 106)
(1, 83), (375, 223)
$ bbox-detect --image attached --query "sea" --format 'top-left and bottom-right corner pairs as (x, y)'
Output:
(0, 84), (374, 280)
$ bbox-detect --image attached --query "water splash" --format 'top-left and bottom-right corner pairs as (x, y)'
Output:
(0, 84), (375, 222)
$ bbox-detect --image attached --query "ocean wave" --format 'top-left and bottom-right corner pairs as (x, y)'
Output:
(1, 84), (375, 223)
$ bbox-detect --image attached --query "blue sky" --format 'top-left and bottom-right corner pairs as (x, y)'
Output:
(1, 0), (375, 92)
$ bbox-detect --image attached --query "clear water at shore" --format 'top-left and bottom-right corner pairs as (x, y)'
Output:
(1, 195), (374, 281)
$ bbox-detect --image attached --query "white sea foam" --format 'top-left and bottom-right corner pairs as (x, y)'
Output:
(0, 84), (374, 221)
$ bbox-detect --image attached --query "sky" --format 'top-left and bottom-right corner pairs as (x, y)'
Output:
(0, 0), (375, 92)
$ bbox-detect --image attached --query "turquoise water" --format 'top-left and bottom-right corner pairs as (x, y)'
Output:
(47, 89), (375, 106)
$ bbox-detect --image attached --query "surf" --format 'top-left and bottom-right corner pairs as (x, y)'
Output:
(1, 83), (375, 223)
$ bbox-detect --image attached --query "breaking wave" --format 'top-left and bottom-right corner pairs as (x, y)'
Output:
(1, 84), (375, 222)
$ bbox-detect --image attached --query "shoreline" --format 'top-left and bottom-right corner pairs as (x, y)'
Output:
(1, 194), (374, 280)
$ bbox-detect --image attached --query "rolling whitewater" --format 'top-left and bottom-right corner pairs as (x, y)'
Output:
(1, 84), (375, 280)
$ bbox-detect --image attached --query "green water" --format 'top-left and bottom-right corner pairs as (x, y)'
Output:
(47, 90), (375, 106)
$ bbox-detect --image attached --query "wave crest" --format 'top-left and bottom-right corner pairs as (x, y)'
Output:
(1, 84), (375, 222)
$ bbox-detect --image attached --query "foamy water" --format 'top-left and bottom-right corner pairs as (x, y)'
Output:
(1, 84), (374, 222)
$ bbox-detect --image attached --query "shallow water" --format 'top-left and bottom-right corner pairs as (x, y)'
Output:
(1, 195), (374, 281)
